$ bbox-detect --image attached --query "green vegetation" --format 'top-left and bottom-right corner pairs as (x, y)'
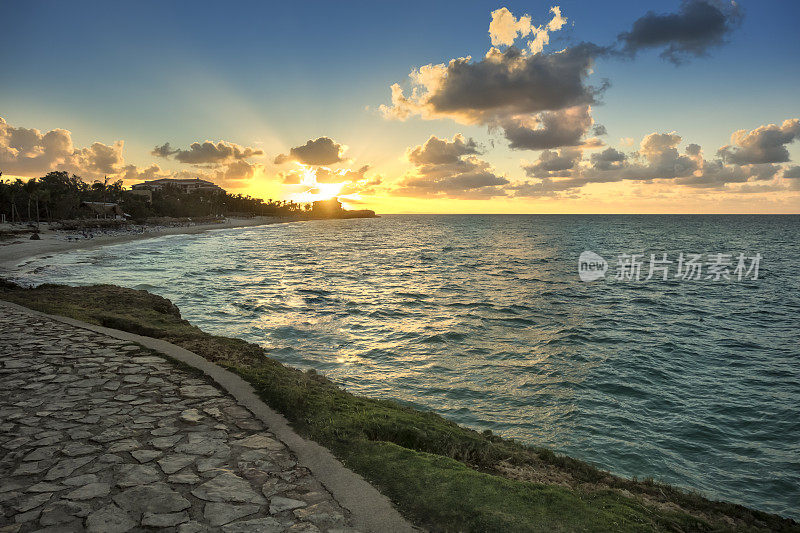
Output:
(1, 281), (796, 532)
(0, 171), (313, 223)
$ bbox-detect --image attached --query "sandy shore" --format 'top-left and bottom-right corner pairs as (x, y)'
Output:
(0, 216), (283, 272)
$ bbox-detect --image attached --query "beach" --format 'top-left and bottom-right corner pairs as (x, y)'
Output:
(0, 217), (283, 272)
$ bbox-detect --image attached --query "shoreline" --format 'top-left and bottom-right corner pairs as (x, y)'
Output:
(0, 280), (795, 530)
(0, 216), (287, 272)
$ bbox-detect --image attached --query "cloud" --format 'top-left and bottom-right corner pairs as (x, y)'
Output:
(0, 116), (126, 178)
(502, 105), (596, 150)
(221, 159), (257, 182)
(488, 6), (567, 54)
(717, 119), (800, 165)
(522, 148), (582, 178)
(618, 0), (742, 64)
(274, 137), (346, 165)
(394, 134), (508, 198)
(118, 163), (170, 181)
(488, 7), (533, 47)
(783, 166), (800, 179)
(380, 6), (610, 152)
(381, 43), (605, 127)
(589, 147), (627, 171)
(315, 165), (370, 184)
(152, 140), (263, 165)
(407, 134), (479, 165)
(511, 119), (799, 197)
(151, 142), (177, 158)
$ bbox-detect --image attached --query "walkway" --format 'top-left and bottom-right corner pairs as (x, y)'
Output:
(0, 303), (374, 532)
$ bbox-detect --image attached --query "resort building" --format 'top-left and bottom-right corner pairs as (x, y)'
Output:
(80, 201), (127, 219)
(131, 178), (225, 194)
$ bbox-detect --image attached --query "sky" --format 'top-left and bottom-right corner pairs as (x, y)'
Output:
(1, 0), (799, 213)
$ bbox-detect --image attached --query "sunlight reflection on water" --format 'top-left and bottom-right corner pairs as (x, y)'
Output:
(11, 214), (800, 518)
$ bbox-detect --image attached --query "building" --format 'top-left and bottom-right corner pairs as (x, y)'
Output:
(80, 202), (127, 219)
(311, 197), (344, 216)
(131, 178), (224, 194)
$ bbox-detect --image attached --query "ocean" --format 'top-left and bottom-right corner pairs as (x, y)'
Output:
(9, 214), (800, 518)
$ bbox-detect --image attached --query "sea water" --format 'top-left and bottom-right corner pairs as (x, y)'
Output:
(8, 214), (799, 518)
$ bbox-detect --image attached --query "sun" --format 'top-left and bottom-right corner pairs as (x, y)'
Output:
(286, 164), (347, 204)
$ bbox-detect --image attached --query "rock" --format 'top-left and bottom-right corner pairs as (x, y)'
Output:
(107, 439), (140, 453)
(39, 500), (91, 526)
(175, 435), (229, 456)
(113, 483), (191, 514)
(97, 454), (125, 464)
(179, 385), (221, 399)
(64, 482), (110, 500)
(180, 409), (204, 423)
(196, 457), (226, 473)
(269, 496), (306, 514)
(191, 472), (266, 504)
(203, 502), (261, 526)
(115, 464), (162, 487)
(261, 479), (296, 498)
(131, 449), (162, 463)
(14, 507), (42, 523)
(62, 474), (98, 487)
(288, 525), (322, 533)
(44, 457), (94, 480)
(141, 511), (190, 527)
(293, 501), (346, 527)
(158, 453), (197, 474)
(91, 428), (135, 443)
(150, 435), (183, 449)
(13, 462), (48, 476)
(61, 443), (101, 457)
(22, 445), (59, 462)
(26, 482), (67, 493)
(177, 521), (214, 533)
(221, 517), (284, 533)
(168, 472), (201, 484)
(151, 426), (179, 437)
(14, 493), (52, 513)
(203, 407), (224, 419)
(231, 434), (283, 451)
(85, 503), (136, 533)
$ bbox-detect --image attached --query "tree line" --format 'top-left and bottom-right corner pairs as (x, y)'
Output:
(0, 171), (311, 223)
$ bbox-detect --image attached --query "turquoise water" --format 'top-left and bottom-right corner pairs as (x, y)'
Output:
(9, 215), (800, 518)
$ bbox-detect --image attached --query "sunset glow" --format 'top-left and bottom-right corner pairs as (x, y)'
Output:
(1, 2), (798, 213)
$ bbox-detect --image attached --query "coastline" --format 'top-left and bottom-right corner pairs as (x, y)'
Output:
(0, 216), (285, 272)
(0, 280), (795, 531)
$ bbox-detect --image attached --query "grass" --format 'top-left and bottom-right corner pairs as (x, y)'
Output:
(1, 281), (797, 532)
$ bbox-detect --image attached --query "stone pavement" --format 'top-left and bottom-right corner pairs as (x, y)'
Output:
(0, 304), (361, 532)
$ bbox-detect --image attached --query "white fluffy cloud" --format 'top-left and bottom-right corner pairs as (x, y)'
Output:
(0, 116), (126, 179)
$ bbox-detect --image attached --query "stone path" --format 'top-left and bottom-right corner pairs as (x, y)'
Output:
(0, 304), (359, 532)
